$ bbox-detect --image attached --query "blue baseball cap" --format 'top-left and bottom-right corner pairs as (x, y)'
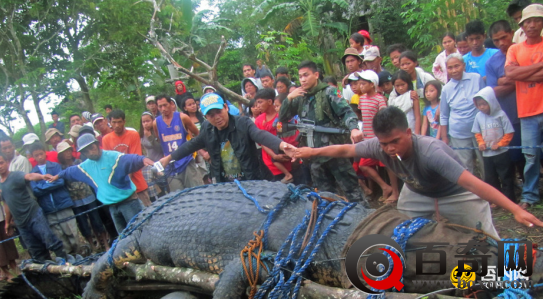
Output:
(200, 93), (225, 116)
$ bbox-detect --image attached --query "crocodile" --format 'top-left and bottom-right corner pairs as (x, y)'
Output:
(81, 181), (543, 298)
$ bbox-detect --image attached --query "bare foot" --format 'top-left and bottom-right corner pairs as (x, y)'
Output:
(384, 192), (399, 205)
(360, 181), (373, 197)
(381, 185), (393, 199)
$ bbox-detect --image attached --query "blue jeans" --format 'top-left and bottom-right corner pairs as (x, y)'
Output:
(520, 114), (543, 204)
(108, 196), (143, 234)
(18, 209), (65, 261)
(73, 201), (105, 238)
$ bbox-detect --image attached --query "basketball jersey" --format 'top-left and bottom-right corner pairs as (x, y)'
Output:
(156, 112), (193, 175)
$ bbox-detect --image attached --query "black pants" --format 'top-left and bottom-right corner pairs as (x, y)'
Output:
(483, 151), (515, 202)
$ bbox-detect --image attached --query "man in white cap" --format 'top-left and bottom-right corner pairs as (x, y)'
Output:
(22, 133), (59, 167)
(363, 47), (384, 74)
(91, 113), (112, 146)
(145, 96), (161, 118)
(505, 3), (543, 209)
(45, 128), (63, 151)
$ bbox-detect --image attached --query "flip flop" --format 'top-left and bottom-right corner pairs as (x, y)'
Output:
(281, 177), (293, 184)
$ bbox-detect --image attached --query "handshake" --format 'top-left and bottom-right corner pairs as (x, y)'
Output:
(276, 142), (313, 162)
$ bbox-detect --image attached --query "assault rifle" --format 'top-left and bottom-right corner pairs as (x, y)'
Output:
(275, 119), (349, 148)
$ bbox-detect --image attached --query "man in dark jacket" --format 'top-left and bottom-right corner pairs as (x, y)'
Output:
(174, 80), (194, 109)
(280, 60), (366, 203)
(29, 143), (79, 255)
(159, 93), (293, 183)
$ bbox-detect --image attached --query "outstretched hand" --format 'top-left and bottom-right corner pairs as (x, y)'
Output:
(513, 209), (543, 228)
(293, 147), (313, 159)
(143, 158), (154, 167)
(282, 143), (297, 162)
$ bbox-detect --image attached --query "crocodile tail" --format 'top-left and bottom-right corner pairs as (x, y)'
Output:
(83, 232), (144, 299)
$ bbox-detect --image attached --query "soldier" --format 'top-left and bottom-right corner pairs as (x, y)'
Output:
(279, 60), (366, 203)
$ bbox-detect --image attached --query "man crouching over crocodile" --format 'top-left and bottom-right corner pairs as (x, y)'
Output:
(293, 106), (543, 237)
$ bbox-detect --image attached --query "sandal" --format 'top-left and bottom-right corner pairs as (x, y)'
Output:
(280, 177), (293, 184)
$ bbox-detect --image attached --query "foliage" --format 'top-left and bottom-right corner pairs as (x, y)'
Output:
(257, 31), (320, 77)
(400, 0), (513, 53)
(368, 0), (415, 50)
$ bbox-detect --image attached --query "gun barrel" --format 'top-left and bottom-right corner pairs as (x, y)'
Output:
(284, 123), (349, 134)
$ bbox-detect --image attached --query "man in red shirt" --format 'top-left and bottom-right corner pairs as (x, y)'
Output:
(254, 89), (294, 183)
(102, 109), (151, 207)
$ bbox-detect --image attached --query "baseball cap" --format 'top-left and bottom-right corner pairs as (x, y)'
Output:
(79, 125), (95, 137)
(91, 113), (105, 125)
(200, 93), (225, 116)
(341, 48), (362, 65)
(519, 4), (543, 25)
(22, 133), (40, 146)
(68, 125), (82, 138)
(358, 30), (372, 43)
(56, 141), (72, 154)
(77, 134), (98, 152)
(363, 47), (381, 62)
(378, 71), (392, 85)
(145, 96), (156, 104)
(348, 72), (363, 81)
(45, 128), (63, 143)
(359, 70), (379, 90)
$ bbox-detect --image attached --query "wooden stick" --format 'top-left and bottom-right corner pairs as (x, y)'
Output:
(21, 261), (461, 299)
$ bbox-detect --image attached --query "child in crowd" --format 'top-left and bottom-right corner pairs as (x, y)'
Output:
(347, 74), (363, 121)
(355, 70), (398, 202)
(388, 70), (420, 133)
(323, 76), (338, 88)
(471, 87), (515, 203)
(456, 32), (471, 56)
(378, 71), (393, 99)
(30, 143), (80, 255)
(421, 80), (443, 139)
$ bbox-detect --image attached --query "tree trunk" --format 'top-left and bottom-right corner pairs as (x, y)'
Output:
(74, 74), (95, 113)
(16, 86), (35, 134)
(30, 89), (47, 141)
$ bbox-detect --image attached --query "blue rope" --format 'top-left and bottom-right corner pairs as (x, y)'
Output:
(367, 218), (433, 299)
(254, 191), (357, 299)
(234, 179), (268, 214)
(497, 239), (542, 299)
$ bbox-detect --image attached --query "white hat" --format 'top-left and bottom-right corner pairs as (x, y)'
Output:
(348, 72), (363, 81)
(363, 47), (381, 62)
(359, 70), (379, 87)
(145, 96), (156, 104)
(56, 141), (72, 154)
(22, 133), (40, 146)
(519, 4), (543, 25)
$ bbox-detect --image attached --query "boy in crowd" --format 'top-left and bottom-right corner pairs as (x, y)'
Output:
(507, 0), (538, 43)
(50, 134), (155, 234)
(30, 143), (80, 255)
(505, 3), (543, 209)
(104, 105), (113, 115)
(292, 107), (543, 238)
(255, 89), (294, 183)
(463, 20), (499, 79)
(386, 44), (407, 70)
(378, 70), (393, 99)
(471, 87), (515, 203)
(355, 70), (399, 202)
(0, 153), (69, 263)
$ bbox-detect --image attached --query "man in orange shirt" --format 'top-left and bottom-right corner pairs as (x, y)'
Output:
(505, 3), (543, 209)
(102, 109), (151, 207)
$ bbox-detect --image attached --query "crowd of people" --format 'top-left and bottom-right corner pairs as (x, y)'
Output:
(0, 0), (542, 281)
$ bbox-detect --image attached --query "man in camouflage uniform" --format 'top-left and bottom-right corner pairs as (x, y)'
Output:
(279, 60), (366, 203)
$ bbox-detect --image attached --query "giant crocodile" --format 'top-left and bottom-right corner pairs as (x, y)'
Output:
(82, 181), (543, 298)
